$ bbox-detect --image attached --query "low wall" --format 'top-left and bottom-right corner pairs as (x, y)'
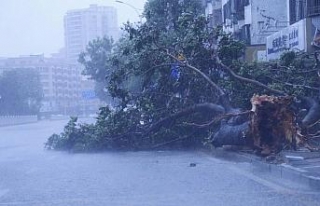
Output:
(0, 115), (38, 126)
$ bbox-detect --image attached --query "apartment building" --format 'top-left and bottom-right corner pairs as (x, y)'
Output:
(64, 4), (119, 64)
(221, 0), (289, 61)
(205, 0), (223, 28)
(0, 54), (82, 115)
(266, 0), (320, 60)
(289, 0), (320, 24)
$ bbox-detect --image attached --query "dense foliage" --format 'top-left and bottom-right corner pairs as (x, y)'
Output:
(46, 0), (320, 152)
(0, 68), (43, 115)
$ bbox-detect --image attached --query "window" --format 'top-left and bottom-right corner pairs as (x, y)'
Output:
(307, 0), (320, 16)
(258, 21), (264, 30)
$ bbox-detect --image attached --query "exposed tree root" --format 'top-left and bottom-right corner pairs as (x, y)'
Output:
(211, 95), (320, 155)
(250, 95), (297, 155)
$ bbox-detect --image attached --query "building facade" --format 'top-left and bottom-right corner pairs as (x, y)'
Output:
(205, 0), (223, 28)
(289, 0), (320, 24)
(0, 55), (83, 115)
(221, 0), (289, 61)
(0, 54), (102, 116)
(266, 0), (320, 60)
(64, 4), (119, 64)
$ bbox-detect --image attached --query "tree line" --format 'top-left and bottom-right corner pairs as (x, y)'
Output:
(0, 68), (43, 116)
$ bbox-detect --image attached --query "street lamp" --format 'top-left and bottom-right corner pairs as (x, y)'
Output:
(115, 0), (142, 22)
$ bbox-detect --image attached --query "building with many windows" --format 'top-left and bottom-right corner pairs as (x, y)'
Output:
(0, 54), (102, 116)
(287, 0), (320, 24)
(204, 0), (223, 28)
(287, 0), (320, 28)
(64, 4), (119, 64)
(220, 0), (289, 61)
(0, 54), (84, 115)
(266, 0), (320, 60)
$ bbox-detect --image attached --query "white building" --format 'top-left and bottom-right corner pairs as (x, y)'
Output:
(266, 0), (320, 60)
(64, 4), (119, 64)
(205, 0), (223, 28)
(0, 54), (82, 115)
(222, 0), (289, 61)
(0, 54), (102, 116)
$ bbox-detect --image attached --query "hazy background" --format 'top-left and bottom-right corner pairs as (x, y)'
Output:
(0, 0), (147, 57)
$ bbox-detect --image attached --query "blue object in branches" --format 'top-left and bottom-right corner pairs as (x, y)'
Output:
(170, 62), (181, 81)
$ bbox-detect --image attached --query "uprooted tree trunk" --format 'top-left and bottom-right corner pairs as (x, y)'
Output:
(250, 95), (298, 154)
(211, 95), (300, 155)
(158, 52), (320, 155)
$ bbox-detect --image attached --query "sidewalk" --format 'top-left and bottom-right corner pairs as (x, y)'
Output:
(204, 148), (320, 191)
(239, 149), (320, 191)
(0, 115), (38, 127)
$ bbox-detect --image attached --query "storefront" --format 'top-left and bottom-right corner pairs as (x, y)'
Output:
(266, 17), (320, 60)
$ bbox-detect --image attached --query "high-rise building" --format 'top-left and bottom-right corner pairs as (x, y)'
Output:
(64, 4), (119, 64)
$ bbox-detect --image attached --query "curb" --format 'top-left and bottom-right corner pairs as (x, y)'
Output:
(237, 151), (320, 191)
(202, 148), (320, 191)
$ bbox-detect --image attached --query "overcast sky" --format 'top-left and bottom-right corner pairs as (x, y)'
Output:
(0, 0), (146, 57)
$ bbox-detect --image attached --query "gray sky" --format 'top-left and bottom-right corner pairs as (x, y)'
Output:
(0, 0), (146, 57)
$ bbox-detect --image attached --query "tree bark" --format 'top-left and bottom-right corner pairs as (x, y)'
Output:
(300, 97), (320, 127)
(212, 95), (299, 155)
(216, 57), (287, 96)
(211, 121), (250, 147)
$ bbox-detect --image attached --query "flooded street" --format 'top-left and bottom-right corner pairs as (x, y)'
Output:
(0, 120), (319, 206)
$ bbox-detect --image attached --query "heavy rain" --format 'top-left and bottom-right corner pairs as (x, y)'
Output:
(0, 0), (320, 205)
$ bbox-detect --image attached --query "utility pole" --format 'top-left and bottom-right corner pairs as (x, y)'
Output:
(115, 0), (143, 22)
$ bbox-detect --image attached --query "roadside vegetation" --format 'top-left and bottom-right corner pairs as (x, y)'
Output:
(0, 68), (43, 115)
(46, 0), (320, 154)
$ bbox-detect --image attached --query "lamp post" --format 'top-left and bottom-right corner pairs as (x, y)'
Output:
(115, 0), (142, 22)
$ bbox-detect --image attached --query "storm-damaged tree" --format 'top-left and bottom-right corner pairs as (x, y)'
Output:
(0, 68), (43, 115)
(46, 0), (320, 155)
(78, 37), (116, 104)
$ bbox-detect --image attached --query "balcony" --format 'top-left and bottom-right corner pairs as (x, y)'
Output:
(308, 6), (320, 16)
(307, 0), (320, 16)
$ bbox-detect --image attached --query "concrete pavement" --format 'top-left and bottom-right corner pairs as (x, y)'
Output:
(0, 120), (320, 206)
(209, 148), (320, 191)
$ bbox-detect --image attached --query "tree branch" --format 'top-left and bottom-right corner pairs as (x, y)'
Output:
(166, 51), (226, 97)
(300, 97), (320, 127)
(182, 110), (251, 128)
(145, 103), (225, 136)
(267, 76), (320, 91)
(215, 57), (287, 95)
(182, 117), (221, 128)
(165, 51), (234, 111)
(270, 67), (319, 74)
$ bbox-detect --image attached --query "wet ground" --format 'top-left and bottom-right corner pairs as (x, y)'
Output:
(0, 120), (319, 206)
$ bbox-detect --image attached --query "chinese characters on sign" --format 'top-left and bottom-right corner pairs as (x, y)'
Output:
(267, 19), (306, 60)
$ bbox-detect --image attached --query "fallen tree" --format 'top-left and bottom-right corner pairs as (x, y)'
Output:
(46, 0), (320, 155)
(163, 50), (320, 155)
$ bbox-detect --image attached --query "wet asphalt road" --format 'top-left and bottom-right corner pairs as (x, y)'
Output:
(0, 119), (320, 206)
